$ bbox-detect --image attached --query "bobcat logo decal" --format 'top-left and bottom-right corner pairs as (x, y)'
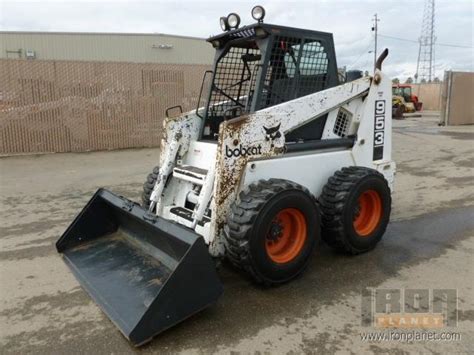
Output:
(263, 123), (282, 141)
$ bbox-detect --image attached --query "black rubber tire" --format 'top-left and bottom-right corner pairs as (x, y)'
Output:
(141, 165), (160, 209)
(395, 104), (405, 119)
(319, 166), (391, 254)
(225, 179), (321, 286)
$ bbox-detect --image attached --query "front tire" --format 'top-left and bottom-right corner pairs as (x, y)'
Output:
(225, 179), (320, 286)
(319, 167), (391, 254)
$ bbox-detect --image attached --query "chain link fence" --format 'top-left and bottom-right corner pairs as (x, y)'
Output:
(0, 59), (210, 155)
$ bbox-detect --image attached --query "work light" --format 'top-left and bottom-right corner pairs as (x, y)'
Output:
(220, 16), (229, 31)
(251, 5), (265, 22)
(227, 13), (241, 29)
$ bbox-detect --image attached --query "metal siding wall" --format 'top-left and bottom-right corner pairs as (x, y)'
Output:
(411, 83), (442, 111)
(0, 59), (211, 154)
(0, 32), (214, 64)
(447, 72), (474, 125)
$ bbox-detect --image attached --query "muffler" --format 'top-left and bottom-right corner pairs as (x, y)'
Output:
(56, 189), (223, 346)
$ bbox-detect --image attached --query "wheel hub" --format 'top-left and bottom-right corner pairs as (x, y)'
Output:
(267, 220), (284, 242)
(353, 189), (383, 237)
(353, 203), (361, 219)
(265, 208), (307, 264)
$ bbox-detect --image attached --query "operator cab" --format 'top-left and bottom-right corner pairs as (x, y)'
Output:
(197, 10), (339, 142)
(392, 84), (412, 102)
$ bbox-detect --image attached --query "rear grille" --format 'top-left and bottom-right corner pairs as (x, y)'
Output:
(333, 108), (351, 137)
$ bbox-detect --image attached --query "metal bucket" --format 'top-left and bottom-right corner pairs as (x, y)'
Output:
(56, 189), (223, 346)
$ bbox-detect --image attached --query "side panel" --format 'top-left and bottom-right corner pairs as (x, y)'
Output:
(352, 71), (393, 167)
(241, 150), (355, 198)
(351, 71), (395, 188)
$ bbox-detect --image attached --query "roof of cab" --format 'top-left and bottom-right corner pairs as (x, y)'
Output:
(207, 23), (334, 48)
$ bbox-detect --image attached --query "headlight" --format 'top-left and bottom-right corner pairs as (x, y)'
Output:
(227, 13), (241, 29)
(251, 5), (266, 22)
(220, 16), (229, 31)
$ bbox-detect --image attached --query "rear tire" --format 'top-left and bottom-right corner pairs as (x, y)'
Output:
(225, 179), (320, 286)
(319, 167), (391, 254)
(142, 166), (159, 209)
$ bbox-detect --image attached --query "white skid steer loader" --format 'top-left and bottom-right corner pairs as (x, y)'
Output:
(57, 6), (395, 346)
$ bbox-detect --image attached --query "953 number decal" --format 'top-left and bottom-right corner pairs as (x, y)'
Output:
(373, 100), (385, 160)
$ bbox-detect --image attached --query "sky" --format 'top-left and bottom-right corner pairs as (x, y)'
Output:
(1, 0), (472, 80)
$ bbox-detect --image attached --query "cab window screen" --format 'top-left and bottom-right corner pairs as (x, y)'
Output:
(259, 37), (329, 109)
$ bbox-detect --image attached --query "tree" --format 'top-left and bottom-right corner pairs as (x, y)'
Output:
(433, 77), (441, 83)
(392, 78), (400, 84)
(405, 77), (413, 84)
(421, 78), (427, 84)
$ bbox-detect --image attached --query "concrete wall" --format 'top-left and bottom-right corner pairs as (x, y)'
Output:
(0, 31), (214, 65)
(440, 71), (474, 126)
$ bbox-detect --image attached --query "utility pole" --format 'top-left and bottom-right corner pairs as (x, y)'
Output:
(372, 13), (379, 72)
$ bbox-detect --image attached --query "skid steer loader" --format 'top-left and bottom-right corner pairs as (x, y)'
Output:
(57, 6), (395, 346)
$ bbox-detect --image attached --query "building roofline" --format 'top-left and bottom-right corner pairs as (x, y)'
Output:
(0, 30), (206, 41)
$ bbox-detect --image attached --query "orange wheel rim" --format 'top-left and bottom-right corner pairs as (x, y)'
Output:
(265, 208), (307, 264)
(353, 190), (382, 236)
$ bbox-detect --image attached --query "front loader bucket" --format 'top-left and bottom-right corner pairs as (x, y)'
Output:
(56, 189), (223, 346)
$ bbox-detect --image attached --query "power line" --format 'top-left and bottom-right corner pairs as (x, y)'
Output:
(346, 40), (374, 68)
(436, 42), (473, 49)
(379, 33), (473, 49)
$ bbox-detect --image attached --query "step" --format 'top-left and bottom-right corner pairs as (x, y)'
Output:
(173, 165), (208, 185)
